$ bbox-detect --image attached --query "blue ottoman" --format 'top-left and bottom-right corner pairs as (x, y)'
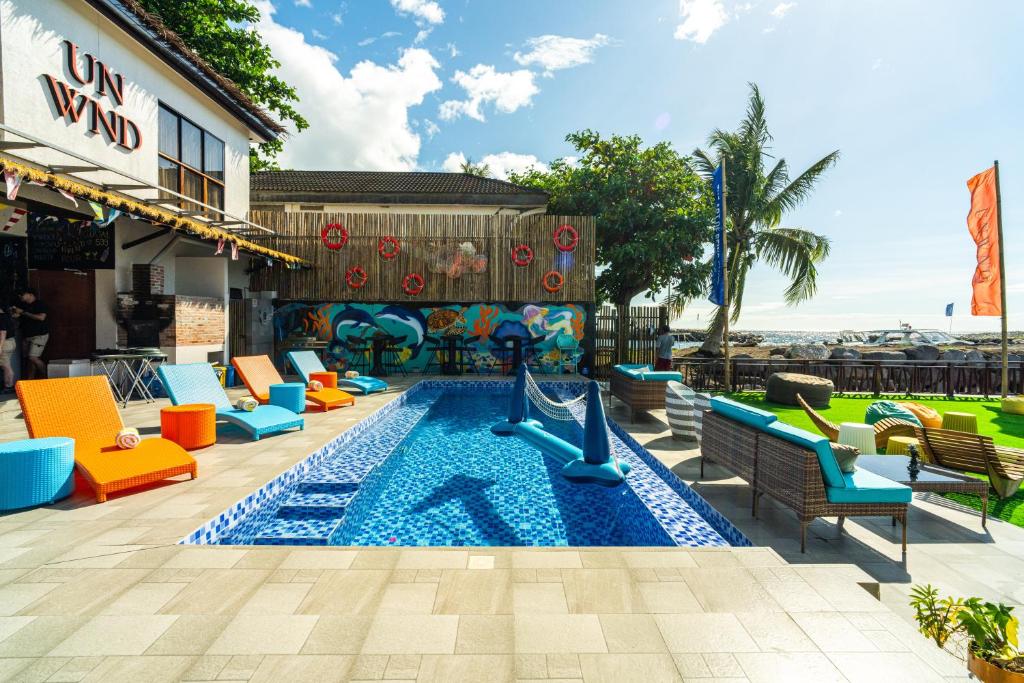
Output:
(0, 437), (75, 511)
(269, 382), (306, 414)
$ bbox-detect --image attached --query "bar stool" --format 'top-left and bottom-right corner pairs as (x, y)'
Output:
(838, 422), (877, 455)
(383, 335), (408, 376)
(269, 383), (306, 414)
(344, 336), (370, 375)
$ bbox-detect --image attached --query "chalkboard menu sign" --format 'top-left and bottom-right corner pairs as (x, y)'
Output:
(27, 213), (114, 270)
(0, 236), (27, 306)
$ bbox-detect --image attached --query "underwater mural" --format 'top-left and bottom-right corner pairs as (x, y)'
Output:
(274, 302), (588, 374)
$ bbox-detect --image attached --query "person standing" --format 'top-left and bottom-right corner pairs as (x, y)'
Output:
(11, 288), (48, 380)
(0, 306), (15, 392)
(655, 324), (675, 371)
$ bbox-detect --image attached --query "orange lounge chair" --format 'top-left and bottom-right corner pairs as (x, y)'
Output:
(231, 355), (355, 411)
(16, 376), (197, 503)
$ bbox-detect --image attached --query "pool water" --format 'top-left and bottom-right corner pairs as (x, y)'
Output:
(209, 382), (743, 548)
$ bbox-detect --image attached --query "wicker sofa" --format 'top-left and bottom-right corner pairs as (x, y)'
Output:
(701, 397), (912, 555)
(609, 364), (682, 421)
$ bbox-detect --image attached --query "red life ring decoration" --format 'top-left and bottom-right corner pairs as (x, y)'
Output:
(402, 272), (425, 296)
(378, 236), (400, 260)
(511, 244), (533, 266)
(345, 265), (367, 289)
(542, 270), (564, 293)
(553, 224), (579, 252)
(321, 223), (348, 250)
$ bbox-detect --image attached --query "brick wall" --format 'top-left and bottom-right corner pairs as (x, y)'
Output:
(131, 264), (165, 295)
(117, 294), (224, 347)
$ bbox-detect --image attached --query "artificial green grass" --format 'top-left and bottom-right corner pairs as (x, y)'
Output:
(725, 392), (1024, 528)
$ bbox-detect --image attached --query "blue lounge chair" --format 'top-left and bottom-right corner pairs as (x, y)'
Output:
(158, 363), (304, 440)
(286, 350), (388, 395)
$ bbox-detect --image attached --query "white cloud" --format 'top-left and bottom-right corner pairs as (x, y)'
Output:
(331, 12), (343, 24)
(414, 28), (432, 43)
(357, 30), (401, 47)
(674, 0), (728, 43)
(252, 1), (442, 170)
(762, 26), (775, 33)
(438, 65), (539, 122)
(446, 42), (460, 58)
(872, 57), (883, 70)
(770, 2), (796, 18)
(442, 151), (547, 180)
(390, 0), (444, 25)
(512, 34), (611, 76)
(294, 0), (311, 6)
(311, 29), (326, 40)
(422, 119), (440, 138)
(834, 209), (842, 217)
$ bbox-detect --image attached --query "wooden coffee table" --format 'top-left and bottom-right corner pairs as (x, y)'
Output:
(857, 454), (989, 527)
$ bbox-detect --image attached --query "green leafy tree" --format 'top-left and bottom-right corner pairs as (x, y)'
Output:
(459, 157), (492, 178)
(137, 0), (308, 171)
(693, 84), (838, 355)
(510, 130), (713, 358)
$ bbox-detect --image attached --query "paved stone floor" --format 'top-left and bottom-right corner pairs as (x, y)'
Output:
(0, 377), (1001, 681)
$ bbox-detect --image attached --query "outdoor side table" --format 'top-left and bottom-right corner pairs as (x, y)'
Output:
(270, 383), (306, 414)
(942, 411), (978, 433)
(0, 437), (75, 511)
(857, 454), (989, 527)
(161, 404), (217, 450)
(838, 422), (877, 455)
(885, 435), (920, 456)
(309, 371), (337, 389)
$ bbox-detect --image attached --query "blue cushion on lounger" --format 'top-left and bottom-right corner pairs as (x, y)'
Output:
(710, 396), (778, 430)
(825, 468), (912, 504)
(763, 420), (846, 489)
(612, 364), (681, 382)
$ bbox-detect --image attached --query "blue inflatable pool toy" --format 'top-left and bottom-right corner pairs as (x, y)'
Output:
(492, 365), (630, 486)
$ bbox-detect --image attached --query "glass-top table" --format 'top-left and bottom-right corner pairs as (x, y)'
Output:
(856, 454), (989, 527)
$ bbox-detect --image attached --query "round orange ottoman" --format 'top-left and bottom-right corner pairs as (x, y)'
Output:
(161, 404), (216, 450)
(309, 371), (338, 389)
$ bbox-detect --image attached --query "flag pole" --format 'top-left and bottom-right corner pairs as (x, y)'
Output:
(995, 160), (1008, 397)
(722, 156), (731, 393)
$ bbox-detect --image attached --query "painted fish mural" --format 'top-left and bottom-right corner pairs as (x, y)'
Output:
(273, 302), (587, 374)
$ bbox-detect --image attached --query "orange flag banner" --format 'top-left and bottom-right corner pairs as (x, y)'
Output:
(967, 166), (1002, 316)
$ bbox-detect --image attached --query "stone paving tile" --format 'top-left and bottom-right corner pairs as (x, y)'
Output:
(599, 614), (668, 653)
(513, 615), (607, 653)
(579, 653), (683, 682)
(454, 614), (514, 654)
(48, 615), (178, 656)
(360, 615), (459, 654)
(734, 652), (847, 683)
(206, 615), (318, 655)
(248, 654), (354, 682)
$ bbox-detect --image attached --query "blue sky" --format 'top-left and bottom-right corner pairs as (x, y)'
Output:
(253, 0), (1022, 333)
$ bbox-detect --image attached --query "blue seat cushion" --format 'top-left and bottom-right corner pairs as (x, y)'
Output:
(613, 364), (681, 382)
(763, 420), (846, 489)
(826, 468), (912, 504)
(710, 396), (778, 430)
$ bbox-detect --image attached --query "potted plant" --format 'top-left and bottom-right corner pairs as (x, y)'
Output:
(910, 584), (1024, 681)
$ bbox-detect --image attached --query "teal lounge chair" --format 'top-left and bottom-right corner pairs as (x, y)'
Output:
(158, 363), (304, 440)
(286, 350), (388, 395)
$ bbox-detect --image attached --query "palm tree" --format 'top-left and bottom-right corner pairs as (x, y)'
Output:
(460, 157), (492, 178)
(692, 83), (839, 355)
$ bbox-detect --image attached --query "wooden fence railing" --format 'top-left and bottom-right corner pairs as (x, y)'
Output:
(593, 305), (668, 379)
(673, 357), (1024, 398)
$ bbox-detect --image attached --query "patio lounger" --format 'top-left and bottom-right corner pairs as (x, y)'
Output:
(16, 376), (197, 503)
(796, 393), (917, 450)
(915, 427), (1024, 499)
(286, 350), (387, 395)
(232, 355), (356, 411)
(158, 363), (304, 440)
(609, 363), (682, 422)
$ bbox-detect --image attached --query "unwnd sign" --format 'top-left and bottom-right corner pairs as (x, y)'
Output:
(43, 40), (142, 152)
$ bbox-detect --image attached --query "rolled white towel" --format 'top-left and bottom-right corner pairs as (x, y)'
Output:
(116, 427), (141, 450)
(235, 397), (259, 412)
(345, 370), (360, 379)
(308, 380), (324, 392)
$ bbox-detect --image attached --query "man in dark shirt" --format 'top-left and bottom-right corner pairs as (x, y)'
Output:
(11, 288), (48, 379)
(0, 307), (15, 391)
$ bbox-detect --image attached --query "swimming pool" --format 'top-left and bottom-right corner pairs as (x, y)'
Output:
(184, 380), (748, 548)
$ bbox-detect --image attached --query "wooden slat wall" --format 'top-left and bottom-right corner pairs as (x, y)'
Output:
(249, 211), (595, 303)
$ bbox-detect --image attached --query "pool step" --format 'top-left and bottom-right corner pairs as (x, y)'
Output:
(253, 509), (345, 546)
(277, 489), (358, 514)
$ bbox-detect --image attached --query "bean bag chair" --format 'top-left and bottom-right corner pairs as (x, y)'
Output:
(897, 402), (942, 428)
(865, 401), (921, 428)
(765, 372), (833, 408)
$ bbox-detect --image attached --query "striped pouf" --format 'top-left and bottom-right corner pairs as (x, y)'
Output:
(666, 381), (711, 446)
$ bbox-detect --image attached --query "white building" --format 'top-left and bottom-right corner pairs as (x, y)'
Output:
(0, 0), (300, 369)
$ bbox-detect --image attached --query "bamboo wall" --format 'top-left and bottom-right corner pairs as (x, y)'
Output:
(249, 211), (595, 303)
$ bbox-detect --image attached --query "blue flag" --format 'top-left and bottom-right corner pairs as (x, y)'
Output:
(709, 164), (726, 306)
(945, 303), (954, 317)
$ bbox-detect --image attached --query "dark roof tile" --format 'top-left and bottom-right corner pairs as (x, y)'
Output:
(251, 171), (547, 197)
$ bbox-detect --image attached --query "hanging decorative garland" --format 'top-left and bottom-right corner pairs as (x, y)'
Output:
(378, 235), (401, 260)
(542, 270), (564, 293)
(321, 223), (348, 250)
(345, 265), (368, 289)
(402, 272), (425, 296)
(511, 243), (533, 267)
(553, 223), (579, 252)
